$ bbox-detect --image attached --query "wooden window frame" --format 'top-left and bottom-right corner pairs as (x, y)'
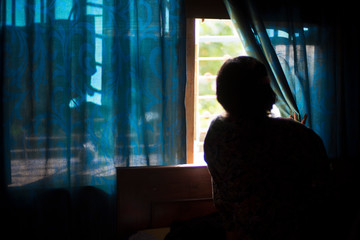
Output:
(185, 0), (229, 164)
(185, 18), (196, 164)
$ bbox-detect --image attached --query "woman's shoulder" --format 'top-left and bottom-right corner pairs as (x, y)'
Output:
(206, 115), (241, 134)
(206, 116), (230, 132)
(268, 117), (317, 135)
(206, 115), (324, 145)
(204, 116), (233, 144)
(267, 117), (325, 146)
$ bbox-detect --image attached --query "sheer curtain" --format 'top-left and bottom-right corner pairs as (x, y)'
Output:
(224, 0), (359, 158)
(1, 0), (186, 238)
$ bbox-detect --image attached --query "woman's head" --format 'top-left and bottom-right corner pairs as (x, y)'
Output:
(216, 56), (276, 118)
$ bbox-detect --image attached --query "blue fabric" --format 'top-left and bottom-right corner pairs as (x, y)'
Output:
(224, 0), (359, 158)
(1, 0), (186, 238)
(1, 0), (186, 191)
(224, 0), (299, 118)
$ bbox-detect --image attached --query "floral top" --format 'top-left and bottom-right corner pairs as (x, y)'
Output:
(204, 116), (330, 240)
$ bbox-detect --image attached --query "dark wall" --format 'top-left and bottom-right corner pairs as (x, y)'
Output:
(185, 0), (229, 18)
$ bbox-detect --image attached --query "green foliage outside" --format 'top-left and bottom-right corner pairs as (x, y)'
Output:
(196, 19), (245, 130)
(198, 20), (234, 36)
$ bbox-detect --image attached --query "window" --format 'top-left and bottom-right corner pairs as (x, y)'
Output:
(186, 18), (281, 165)
(194, 19), (247, 164)
(186, 18), (246, 165)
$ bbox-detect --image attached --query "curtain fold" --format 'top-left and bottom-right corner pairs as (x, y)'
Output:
(1, 0), (186, 238)
(224, 0), (359, 158)
(1, 0), (186, 190)
(224, 0), (299, 117)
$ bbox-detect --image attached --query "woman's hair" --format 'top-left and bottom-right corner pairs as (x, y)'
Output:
(216, 56), (276, 118)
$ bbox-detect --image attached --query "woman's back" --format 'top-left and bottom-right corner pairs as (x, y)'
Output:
(204, 116), (330, 240)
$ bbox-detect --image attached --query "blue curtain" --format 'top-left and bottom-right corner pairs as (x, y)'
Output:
(1, 0), (186, 238)
(224, 0), (359, 158)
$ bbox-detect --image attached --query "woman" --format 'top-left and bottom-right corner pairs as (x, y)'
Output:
(204, 56), (331, 240)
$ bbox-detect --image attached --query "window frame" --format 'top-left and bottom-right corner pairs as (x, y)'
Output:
(185, 0), (230, 164)
(185, 17), (196, 164)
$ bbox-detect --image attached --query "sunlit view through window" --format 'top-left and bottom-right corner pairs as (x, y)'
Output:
(193, 19), (280, 165)
(193, 19), (246, 164)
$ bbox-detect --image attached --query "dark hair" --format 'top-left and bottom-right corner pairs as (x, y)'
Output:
(216, 56), (276, 118)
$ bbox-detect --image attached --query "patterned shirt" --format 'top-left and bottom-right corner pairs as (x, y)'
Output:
(204, 116), (330, 240)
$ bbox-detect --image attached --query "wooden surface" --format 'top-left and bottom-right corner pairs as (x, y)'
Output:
(185, 17), (196, 164)
(117, 165), (216, 238)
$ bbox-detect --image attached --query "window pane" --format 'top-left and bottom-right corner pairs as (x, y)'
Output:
(199, 42), (245, 58)
(199, 60), (225, 76)
(198, 98), (223, 115)
(198, 75), (216, 96)
(198, 19), (235, 36)
(193, 18), (245, 165)
(198, 98), (224, 130)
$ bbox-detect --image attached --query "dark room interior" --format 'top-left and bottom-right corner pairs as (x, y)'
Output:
(1, 0), (359, 239)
